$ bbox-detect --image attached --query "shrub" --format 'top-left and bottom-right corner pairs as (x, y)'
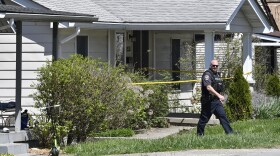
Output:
(32, 54), (170, 146)
(265, 74), (280, 97)
(225, 66), (253, 121)
(254, 98), (280, 119)
(32, 55), (146, 145)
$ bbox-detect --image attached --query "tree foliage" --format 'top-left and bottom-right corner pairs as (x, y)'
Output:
(265, 74), (280, 97)
(225, 66), (253, 121)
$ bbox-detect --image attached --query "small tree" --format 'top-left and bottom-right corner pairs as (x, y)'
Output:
(265, 74), (280, 97)
(225, 66), (253, 121)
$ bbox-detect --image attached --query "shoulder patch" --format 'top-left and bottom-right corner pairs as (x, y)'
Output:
(204, 75), (210, 81)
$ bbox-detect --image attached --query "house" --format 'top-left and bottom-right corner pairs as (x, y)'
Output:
(0, 2), (97, 154)
(0, 0), (275, 114)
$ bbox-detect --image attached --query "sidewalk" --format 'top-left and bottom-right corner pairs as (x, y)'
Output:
(114, 149), (280, 156)
(112, 126), (280, 156)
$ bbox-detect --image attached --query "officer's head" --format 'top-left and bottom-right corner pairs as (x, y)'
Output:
(210, 60), (219, 73)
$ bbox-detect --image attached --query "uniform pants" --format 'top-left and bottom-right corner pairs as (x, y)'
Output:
(197, 99), (233, 135)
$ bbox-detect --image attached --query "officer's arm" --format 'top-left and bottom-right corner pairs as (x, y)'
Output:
(206, 85), (225, 102)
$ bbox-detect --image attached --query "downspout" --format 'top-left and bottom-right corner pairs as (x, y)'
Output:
(0, 18), (14, 31)
(59, 27), (80, 58)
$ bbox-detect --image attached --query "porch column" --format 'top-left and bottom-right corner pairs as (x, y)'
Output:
(15, 21), (22, 132)
(204, 31), (215, 69)
(242, 33), (254, 83)
(52, 22), (58, 61)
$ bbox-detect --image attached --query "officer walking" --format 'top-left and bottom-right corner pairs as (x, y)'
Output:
(197, 59), (234, 136)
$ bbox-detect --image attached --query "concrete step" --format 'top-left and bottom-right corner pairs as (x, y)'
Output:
(0, 130), (32, 144)
(0, 143), (29, 155)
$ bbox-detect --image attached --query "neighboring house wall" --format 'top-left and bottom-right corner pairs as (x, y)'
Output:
(266, 1), (280, 29)
(265, 1), (280, 72)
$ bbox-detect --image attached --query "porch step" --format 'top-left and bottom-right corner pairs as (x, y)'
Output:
(0, 130), (32, 144)
(0, 143), (28, 155)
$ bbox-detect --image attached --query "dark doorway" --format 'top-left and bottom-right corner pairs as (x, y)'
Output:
(172, 39), (180, 89)
(77, 36), (88, 57)
(133, 30), (149, 75)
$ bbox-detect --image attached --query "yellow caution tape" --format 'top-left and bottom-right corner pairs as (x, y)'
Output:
(141, 68), (203, 73)
(132, 79), (200, 85)
(131, 71), (251, 85)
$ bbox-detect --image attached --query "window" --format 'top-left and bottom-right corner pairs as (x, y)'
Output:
(115, 32), (125, 66)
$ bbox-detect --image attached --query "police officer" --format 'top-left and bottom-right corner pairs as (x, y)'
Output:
(197, 60), (233, 136)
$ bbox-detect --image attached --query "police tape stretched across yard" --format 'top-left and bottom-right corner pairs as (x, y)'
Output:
(131, 71), (251, 85)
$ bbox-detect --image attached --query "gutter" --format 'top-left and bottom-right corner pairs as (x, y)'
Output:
(76, 22), (227, 30)
(4, 13), (97, 23)
(0, 18), (14, 30)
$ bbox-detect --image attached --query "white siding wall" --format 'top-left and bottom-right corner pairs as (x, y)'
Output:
(59, 29), (108, 61)
(0, 23), (110, 109)
(0, 22), (52, 108)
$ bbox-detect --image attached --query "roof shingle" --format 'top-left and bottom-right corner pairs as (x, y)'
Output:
(31, 0), (242, 23)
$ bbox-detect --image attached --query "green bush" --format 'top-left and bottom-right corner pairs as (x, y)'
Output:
(255, 98), (280, 119)
(265, 74), (280, 97)
(225, 66), (253, 121)
(91, 128), (135, 137)
(32, 54), (170, 146)
(32, 55), (146, 145)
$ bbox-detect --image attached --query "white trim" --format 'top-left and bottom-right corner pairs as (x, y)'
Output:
(204, 31), (215, 69)
(0, 13), (5, 18)
(252, 42), (280, 46)
(75, 22), (227, 30)
(242, 33), (254, 83)
(226, 0), (246, 31)
(4, 13), (97, 22)
(253, 34), (280, 43)
(248, 0), (273, 33)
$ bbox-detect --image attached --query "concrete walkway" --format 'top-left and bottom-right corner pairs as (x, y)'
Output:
(131, 126), (193, 139)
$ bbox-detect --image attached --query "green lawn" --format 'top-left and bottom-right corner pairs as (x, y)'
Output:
(64, 118), (280, 156)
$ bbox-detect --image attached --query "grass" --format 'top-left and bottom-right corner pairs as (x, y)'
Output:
(64, 118), (280, 156)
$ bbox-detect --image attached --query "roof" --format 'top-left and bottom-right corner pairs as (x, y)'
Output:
(0, 4), (98, 22)
(31, 0), (241, 23)
(28, 0), (273, 33)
